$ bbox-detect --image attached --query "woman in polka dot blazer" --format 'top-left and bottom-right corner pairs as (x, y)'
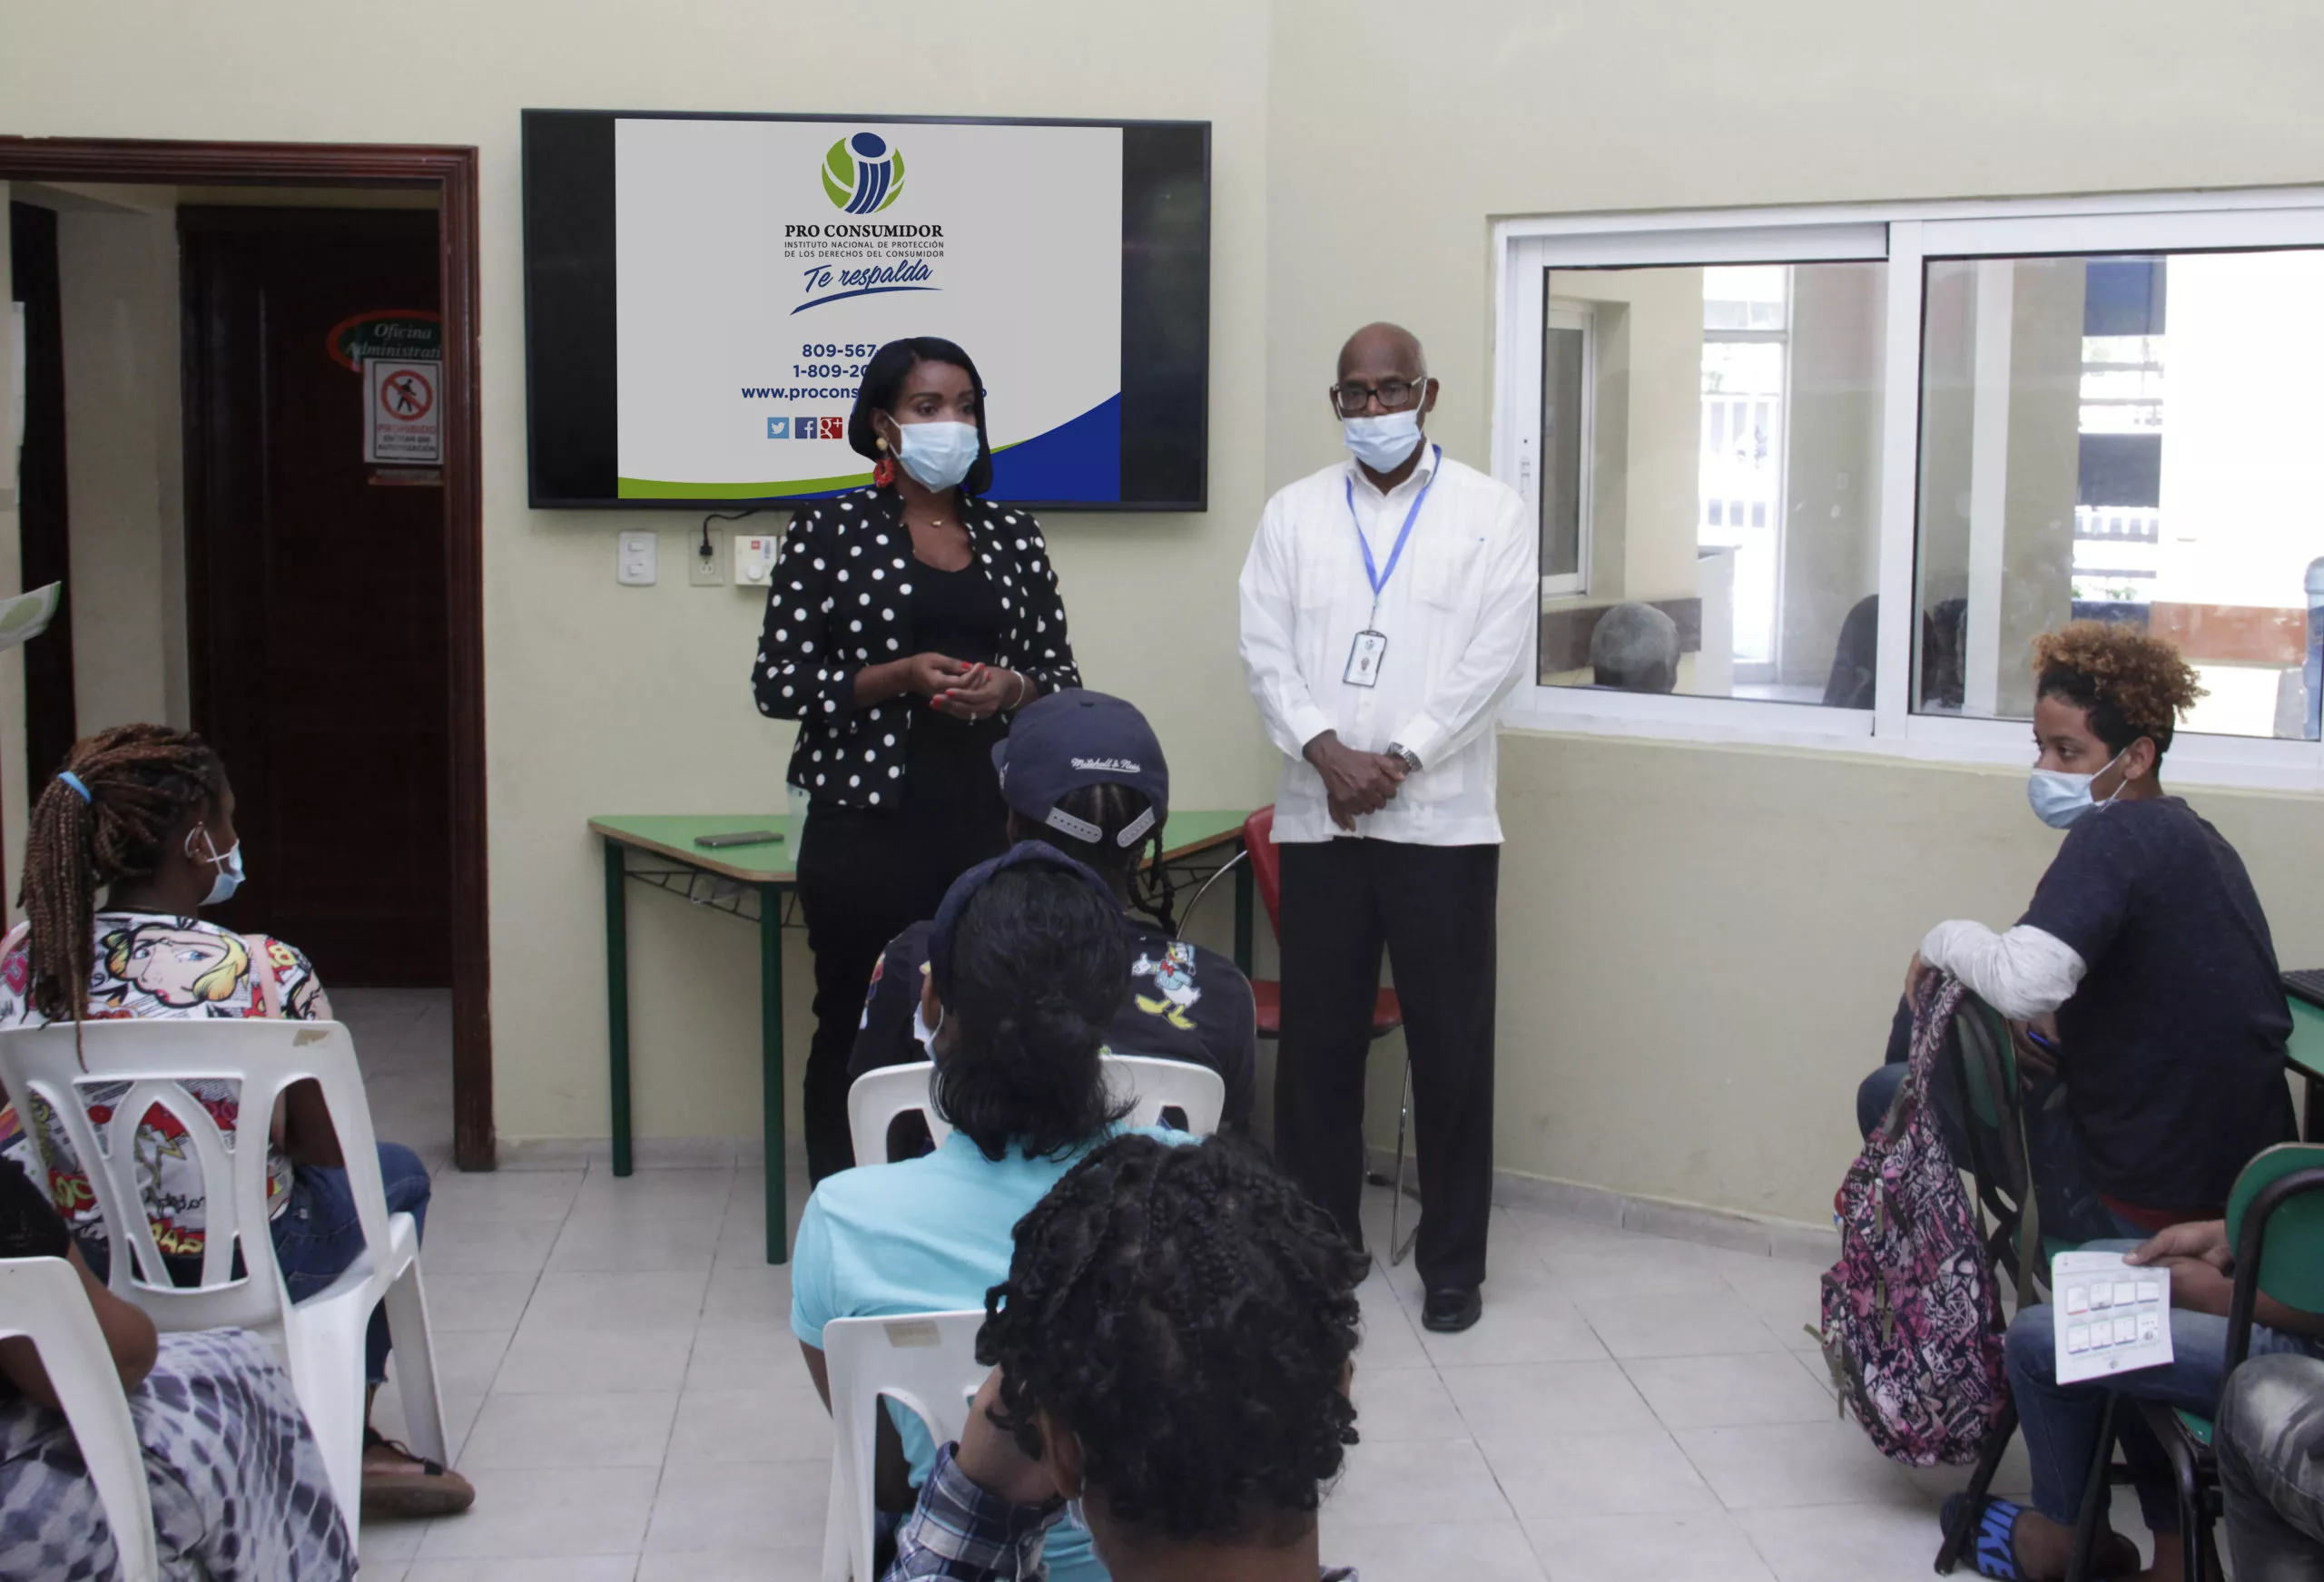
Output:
(753, 336), (1081, 1180)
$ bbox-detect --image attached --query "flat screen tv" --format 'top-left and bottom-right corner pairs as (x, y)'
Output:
(522, 109), (1210, 511)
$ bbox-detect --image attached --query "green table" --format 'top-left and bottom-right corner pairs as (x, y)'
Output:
(2287, 989), (2324, 1140)
(589, 810), (1256, 1263)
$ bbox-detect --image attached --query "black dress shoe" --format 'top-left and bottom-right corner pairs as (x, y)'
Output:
(1421, 1285), (1482, 1332)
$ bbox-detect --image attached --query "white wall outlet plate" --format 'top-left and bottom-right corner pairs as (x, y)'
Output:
(734, 532), (780, 589)
(691, 528), (727, 586)
(617, 529), (657, 586)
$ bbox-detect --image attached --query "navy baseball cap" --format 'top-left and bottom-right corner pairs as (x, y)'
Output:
(928, 840), (1121, 1000)
(990, 689), (1170, 850)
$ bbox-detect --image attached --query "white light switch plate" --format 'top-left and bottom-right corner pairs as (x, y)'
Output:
(617, 530), (657, 586)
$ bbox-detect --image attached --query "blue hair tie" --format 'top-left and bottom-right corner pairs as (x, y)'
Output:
(55, 771), (91, 805)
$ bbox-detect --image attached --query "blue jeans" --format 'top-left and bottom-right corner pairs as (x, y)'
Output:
(2006, 1243), (2322, 1534)
(273, 1142), (433, 1385)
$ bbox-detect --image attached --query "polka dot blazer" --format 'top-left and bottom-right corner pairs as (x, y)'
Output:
(752, 486), (1081, 809)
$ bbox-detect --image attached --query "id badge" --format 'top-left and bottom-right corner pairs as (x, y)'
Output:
(1344, 629), (1387, 687)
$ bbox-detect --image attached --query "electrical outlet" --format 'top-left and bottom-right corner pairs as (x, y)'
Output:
(691, 528), (727, 586)
(617, 530), (657, 586)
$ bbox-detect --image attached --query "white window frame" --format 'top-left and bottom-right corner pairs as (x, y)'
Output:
(1529, 301), (1594, 599)
(1491, 189), (2324, 792)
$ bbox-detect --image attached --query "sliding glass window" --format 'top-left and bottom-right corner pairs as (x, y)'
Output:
(1494, 194), (2324, 786)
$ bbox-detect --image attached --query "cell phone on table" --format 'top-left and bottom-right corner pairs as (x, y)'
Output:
(694, 830), (783, 849)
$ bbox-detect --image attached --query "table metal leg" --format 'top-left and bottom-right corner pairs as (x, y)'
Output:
(760, 883), (789, 1264)
(1233, 840), (1255, 977)
(604, 840), (633, 1178)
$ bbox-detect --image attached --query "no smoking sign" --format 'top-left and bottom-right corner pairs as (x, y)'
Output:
(365, 357), (442, 464)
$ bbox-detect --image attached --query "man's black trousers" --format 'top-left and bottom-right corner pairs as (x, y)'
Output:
(1275, 837), (1498, 1291)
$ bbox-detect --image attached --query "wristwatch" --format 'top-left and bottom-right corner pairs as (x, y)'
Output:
(1386, 742), (1423, 774)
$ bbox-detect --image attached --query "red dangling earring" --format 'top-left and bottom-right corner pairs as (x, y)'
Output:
(872, 456), (898, 487)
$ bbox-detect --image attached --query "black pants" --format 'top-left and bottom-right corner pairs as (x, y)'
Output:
(1275, 838), (1498, 1291)
(795, 744), (1006, 1182)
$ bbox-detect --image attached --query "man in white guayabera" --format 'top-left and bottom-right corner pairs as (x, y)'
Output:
(1237, 321), (1532, 1335)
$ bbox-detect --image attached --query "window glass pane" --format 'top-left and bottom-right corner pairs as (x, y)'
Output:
(1537, 260), (1886, 703)
(1541, 321), (1588, 581)
(1913, 250), (2324, 739)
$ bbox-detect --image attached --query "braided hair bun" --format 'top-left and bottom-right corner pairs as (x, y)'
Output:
(980, 1134), (1370, 1544)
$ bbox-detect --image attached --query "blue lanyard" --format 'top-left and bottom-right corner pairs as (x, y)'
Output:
(1344, 445), (1440, 614)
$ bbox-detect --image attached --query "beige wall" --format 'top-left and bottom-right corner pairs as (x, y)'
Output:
(1778, 264), (1886, 693)
(0, 0), (1278, 1152)
(0, 182), (24, 926)
(55, 202), (190, 734)
(1263, 0), (2324, 1223)
(6, 0), (2324, 1223)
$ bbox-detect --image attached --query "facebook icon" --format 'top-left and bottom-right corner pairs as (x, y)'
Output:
(766, 416), (790, 439)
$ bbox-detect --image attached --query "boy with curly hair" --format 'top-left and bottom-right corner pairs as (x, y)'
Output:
(1898, 624), (2303, 1581)
(883, 1133), (1370, 1581)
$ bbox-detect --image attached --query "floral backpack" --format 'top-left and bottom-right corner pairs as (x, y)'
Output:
(1817, 971), (2009, 1466)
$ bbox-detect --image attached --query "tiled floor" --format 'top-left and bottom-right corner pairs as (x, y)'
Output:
(336, 993), (2045, 1582)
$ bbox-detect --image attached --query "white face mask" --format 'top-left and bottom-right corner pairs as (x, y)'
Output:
(911, 999), (941, 1055)
(892, 420), (980, 492)
(1342, 408), (1424, 474)
(2027, 747), (2129, 830)
(189, 828), (246, 907)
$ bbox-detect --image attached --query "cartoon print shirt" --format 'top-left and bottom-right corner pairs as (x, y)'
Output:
(847, 916), (1258, 1130)
(0, 913), (330, 1254)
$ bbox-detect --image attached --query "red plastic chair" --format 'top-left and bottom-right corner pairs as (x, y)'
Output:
(1240, 806), (1403, 1040)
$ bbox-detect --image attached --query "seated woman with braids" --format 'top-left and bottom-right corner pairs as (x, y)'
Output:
(793, 841), (1197, 1582)
(884, 1132), (1370, 1582)
(0, 725), (473, 1519)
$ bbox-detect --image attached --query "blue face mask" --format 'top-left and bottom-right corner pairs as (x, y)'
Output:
(192, 828), (246, 907)
(2027, 748), (2128, 830)
(893, 420), (980, 493)
(1342, 408), (1424, 474)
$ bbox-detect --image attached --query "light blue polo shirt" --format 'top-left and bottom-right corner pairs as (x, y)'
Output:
(792, 1124), (1193, 1582)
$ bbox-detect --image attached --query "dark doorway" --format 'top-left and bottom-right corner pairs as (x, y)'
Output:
(180, 208), (449, 986)
(0, 137), (488, 1171)
(7, 201), (77, 788)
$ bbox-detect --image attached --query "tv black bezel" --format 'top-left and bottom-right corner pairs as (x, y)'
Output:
(520, 108), (1212, 514)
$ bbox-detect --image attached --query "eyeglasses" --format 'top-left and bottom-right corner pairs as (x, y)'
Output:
(1332, 378), (1427, 417)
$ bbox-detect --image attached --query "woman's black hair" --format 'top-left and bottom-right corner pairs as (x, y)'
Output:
(979, 1134), (1369, 1544)
(848, 337), (994, 496)
(932, 865), (1128, 1160)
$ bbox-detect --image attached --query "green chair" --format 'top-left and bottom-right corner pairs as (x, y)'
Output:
(2283, 994), (2324, 1138)
(1931, 995), (2058, 1574)
(2128, 1142), (2324, 1582)
(1932, 996), (2122, 1580)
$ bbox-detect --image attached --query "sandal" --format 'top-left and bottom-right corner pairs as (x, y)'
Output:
(1938, 1494), (2141, 1580)
(1942, 1493), (2028, 1579)
(360, 1425), (477, 1519)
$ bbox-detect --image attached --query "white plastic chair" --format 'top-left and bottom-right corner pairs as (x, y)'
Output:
(1101, 1054), (1226, 1135)
(819, 1308), (987, 1582)
(0, 1255), (159, 1582)
(847, 1062), (955, 1168)
(0, 1019), (448, 1542)
(846, 1054), (1227, 1165)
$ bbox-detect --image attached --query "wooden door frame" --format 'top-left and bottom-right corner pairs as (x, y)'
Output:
(0, 137), (493, 1171)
